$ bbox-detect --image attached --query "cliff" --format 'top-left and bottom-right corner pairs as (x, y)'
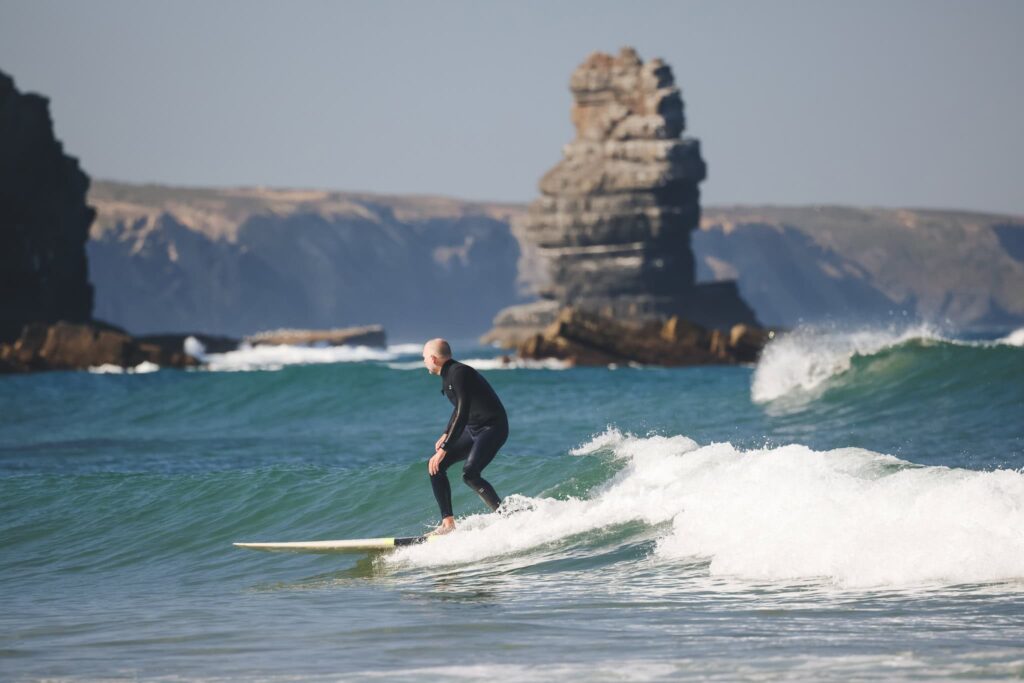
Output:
(87, 181), (528, 339)
(696, 206), (1024, 328)
(0, 70), (95, 342)
(85, 183), (1024, 340)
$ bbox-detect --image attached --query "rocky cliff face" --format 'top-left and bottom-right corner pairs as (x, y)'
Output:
(696, 206), (1024, 328)
(488, 47), (758, 344)
(87, 182), (527, 339)
(87, 182), (1024, 340)
(0, 70), (95, 342)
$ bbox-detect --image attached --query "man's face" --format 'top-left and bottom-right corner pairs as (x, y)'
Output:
(422, 347), (437, 374)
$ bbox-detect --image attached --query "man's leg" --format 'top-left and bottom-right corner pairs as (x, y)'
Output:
(429, 431), (472, 523)
(461, 422), (508, 511)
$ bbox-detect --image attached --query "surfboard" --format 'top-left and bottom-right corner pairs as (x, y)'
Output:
(233, 535), (438, 553)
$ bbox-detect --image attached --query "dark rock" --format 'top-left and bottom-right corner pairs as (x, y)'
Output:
(0, 321), (198, 373)
(0, 71), (95, 342)
(244, 325), (386, 348)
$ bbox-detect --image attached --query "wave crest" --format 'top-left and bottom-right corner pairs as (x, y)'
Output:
(751, 325), (942, 403)
(186, 336), (412, 372)
(392, 430), (1024, 588)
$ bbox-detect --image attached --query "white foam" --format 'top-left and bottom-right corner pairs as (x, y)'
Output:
(391, 429), (700, 568)
(199, 343), (396, 372)
(461, 356), (570, 371)
(88, 364), (125, 374)
(88, 361), (161, 374)
(183, 335), (206, 358)
(392, 429), (1024, 589)
(387, 343), (425, 355)
(751, 324), (942, 403)
(385, 360), (427, 371)
(386, 356), (570, 371)
(997, 328), (1024, 347)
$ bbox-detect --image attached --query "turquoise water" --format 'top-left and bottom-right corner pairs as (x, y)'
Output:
(2, 327), (1023, 680)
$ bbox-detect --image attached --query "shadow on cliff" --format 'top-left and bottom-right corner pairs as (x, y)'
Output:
(88, 202), (524, 340)
(693, 222), (903, 327)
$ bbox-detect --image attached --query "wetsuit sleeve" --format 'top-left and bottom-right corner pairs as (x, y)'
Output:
(441, 367), (471, 451)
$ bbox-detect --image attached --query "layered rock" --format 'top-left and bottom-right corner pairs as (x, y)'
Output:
(244, 325), (386, 348)
(488, 47), (758, 347)
(518, 307), (771, 367)
(0, 70), (95, 342)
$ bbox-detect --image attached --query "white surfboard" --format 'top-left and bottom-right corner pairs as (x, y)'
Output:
(233, 535), (439, 553)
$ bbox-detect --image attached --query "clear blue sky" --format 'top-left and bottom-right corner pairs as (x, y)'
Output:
(2, 0), (1022, 214)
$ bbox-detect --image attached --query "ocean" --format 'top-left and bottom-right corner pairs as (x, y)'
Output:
(2, 325), (1023, 681)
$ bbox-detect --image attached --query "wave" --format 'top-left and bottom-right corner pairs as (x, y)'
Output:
(88, 361), (161, 374)
(186, 336), (415, 372)
(751, 325), (1024, 405)
(184, 337), (562, 372)
(751, 325), (939, 403)
(386, 356), (570, 371)
(388, 343), (427, 355)
(999, 327), (1024, 347)
(9, 428), (1022, 590)
(391, 429), (1024, 588)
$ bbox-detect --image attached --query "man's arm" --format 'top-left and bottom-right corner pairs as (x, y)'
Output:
(440, 367), (471, 451)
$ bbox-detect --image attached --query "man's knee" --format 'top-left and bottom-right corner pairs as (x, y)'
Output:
(462, 469), (482, 487)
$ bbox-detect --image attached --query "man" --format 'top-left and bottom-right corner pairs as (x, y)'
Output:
(422, 338), (508, 535)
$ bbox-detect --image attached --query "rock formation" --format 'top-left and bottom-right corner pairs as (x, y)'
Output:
(518, 307), (770, 367)
(0, 70), (95, 342)
(244, 325), (386, 348)
(486, 47), (758, 348)
(0, 321), (197, 373)
(0, 71), (198, 372)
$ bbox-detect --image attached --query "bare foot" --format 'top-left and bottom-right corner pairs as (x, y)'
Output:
(427, 519), (456, 536)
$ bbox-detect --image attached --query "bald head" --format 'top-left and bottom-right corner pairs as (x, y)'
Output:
(423, 338), (451, 359)
(422, 338), (452, 374)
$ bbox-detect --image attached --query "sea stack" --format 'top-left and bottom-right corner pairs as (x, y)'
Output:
(0, 69), (95, 342)
(0, 70), (195, 372)
(487, 47), (758, 348)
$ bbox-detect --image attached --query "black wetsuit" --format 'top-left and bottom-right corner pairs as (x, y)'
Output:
(430, 358), (508, 519)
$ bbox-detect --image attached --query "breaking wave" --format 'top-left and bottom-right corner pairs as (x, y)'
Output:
(751, 325), (1024, 405)
(186, 336), (410, 372)
(390, 429), (1024, 588)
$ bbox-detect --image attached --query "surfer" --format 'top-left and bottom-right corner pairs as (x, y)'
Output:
(422, 338), (508, 535)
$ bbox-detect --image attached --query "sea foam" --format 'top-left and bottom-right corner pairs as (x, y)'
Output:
(186, 335), (411, 372)
(998, 328), (1024, 347)
(386, 356), (570, 371)
(88, 361), (161, 374)
(392, 428), (1024, 588)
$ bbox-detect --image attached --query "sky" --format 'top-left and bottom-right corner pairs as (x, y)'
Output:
(1, 0), (1022, 214)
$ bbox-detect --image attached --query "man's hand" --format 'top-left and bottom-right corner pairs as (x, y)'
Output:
(428, 448), (446, 476)
(435, 433), (447, 451)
